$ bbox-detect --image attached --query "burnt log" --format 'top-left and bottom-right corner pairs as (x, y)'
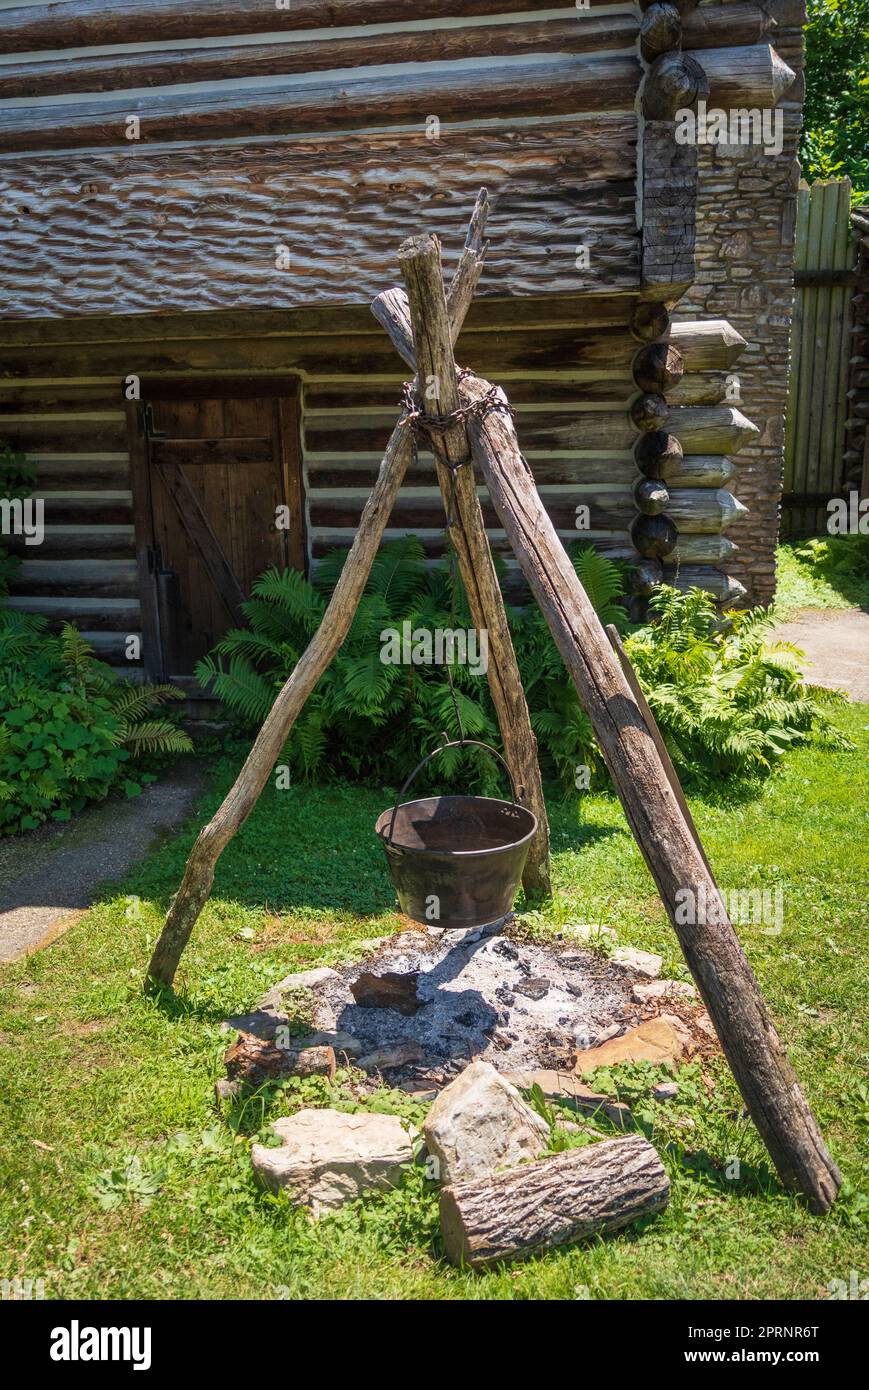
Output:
(635, 431), (685, 480)
(631, 513), (680, 558)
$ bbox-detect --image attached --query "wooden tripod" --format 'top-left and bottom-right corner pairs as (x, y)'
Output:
(146, 194), (840, 1215)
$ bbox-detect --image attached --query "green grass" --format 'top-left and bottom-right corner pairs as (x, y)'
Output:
(774, 539), (869, 618)
(1, 706), (867, 1301)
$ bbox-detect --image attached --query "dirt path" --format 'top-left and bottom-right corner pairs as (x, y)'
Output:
(0, 761), (207, 963)
(770, 608), (869, 702)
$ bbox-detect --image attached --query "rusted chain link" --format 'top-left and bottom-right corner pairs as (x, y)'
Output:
(398, 369), (514, 473)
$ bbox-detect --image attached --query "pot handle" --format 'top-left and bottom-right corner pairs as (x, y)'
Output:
(382, 737), (522, 846)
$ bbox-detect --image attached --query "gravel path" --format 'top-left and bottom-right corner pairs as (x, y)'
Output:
(0, 761), (206, 963)
(770, 608), (869, 702)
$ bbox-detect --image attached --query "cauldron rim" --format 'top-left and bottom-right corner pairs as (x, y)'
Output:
(375, 793), (538, 859)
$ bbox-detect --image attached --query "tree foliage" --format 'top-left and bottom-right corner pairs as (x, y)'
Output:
(802, 0), (869, 199)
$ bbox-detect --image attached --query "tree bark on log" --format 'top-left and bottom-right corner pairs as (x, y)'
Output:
(439, 1135), (670, 1270)
(396, 230), (551, 896)
(459, 372), (841, 1214)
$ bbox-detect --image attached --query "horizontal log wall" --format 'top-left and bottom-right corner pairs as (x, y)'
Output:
(0, 316), (754, 634)
(0, 0), (808, 612)
(0, 405), (140, 666)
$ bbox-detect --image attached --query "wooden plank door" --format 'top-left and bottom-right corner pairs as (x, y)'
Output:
(130, 382), (304, 683)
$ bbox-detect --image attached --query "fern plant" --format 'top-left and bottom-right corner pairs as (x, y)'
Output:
(197, 538), (849, 795)
(0, 611), (193, 834)
(196, 538), (628, 792)
(625, 586), (851, 781)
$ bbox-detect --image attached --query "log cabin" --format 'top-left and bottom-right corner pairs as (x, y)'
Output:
(0, 0), (806, 686)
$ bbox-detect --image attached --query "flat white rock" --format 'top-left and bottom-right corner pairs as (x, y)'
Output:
(251, 1108), (414, 1215)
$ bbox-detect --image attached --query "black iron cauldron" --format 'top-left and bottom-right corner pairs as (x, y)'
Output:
(375, 739), (537, 930)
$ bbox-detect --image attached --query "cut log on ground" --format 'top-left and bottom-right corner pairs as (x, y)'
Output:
(439, 1135), (670, 1270)
(458, 370), (841, 1214)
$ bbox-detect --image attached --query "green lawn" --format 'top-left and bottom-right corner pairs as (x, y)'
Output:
(774, 538), (869, 618)
(1, 703), (867, 1301)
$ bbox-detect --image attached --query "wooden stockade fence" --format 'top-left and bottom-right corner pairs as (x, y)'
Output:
(783, 178), (855, 537)
(145, 195), (841, 1219)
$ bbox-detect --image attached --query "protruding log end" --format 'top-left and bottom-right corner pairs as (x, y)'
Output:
(631, 301), (671, 344)
(629, 558), (664, 596)
(631, 393), (669, 432)
(669, 319), (749, 371)
(631, 512), (679, 558)
(642, 51), (709, 118)
(663, 564), (748, 605)
(672, 533), (738, 565)
(635, 430), (685, 480)
(770, 46), (797, 102)
(633, 342), (685, 394)
(669, 404), (761, 455)
(640, 2), (682, 63)
(634, 477), (671, 515)
(666, 487), (749, 534)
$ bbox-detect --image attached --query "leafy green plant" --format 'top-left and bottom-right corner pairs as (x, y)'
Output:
(802, 0), (869, 200)
(792, 534), (869, 608)
(89, 1154), (164, 1211)
(624, 586), (852, 783)
(0, 611), (193, 833)
(196, 537), (628, 793)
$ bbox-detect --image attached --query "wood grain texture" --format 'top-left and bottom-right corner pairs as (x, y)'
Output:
(695, 44), (796, 108)
(0, 294), (639, 348)
(306, 411), (638, 455)
(665, 487), (749, 533)
(682, 2), (776, 49)
(0, 54), (640, 153)
(663, 563), (748, 602)
(0, 0), (558, 53)
(0, 327), (646, 381)
(440, 1136), (670, 1270)
(0, 17), (638, 99)
(0, 121), (638, 316)
(641, 121), (698, 300)
(668, 405), (760, 455)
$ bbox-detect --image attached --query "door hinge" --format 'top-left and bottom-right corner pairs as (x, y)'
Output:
(143, 404), (168, 440)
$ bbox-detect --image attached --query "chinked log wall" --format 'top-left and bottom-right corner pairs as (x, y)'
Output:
(0, 0), (801, 654)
